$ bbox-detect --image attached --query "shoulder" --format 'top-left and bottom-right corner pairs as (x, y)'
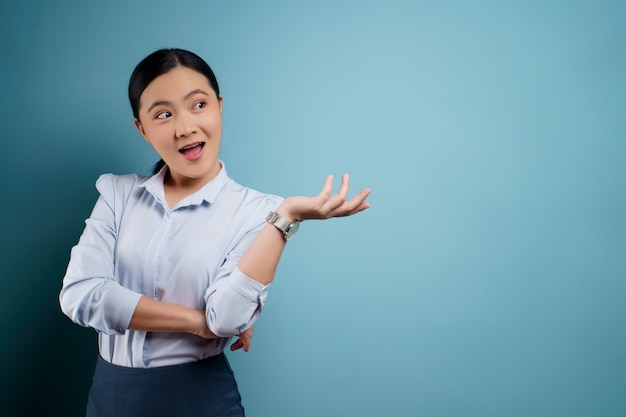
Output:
(221, 176), (284, 208)
(217, 177), (284, 232)
(95, 173), (150, 201)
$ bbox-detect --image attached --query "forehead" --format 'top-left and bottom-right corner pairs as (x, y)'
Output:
(140, 66), (214, 104)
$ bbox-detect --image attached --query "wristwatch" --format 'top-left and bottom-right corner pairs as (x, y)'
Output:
(266, 211), (300, 241)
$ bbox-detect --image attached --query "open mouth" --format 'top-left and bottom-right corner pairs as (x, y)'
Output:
(179, 142), (205, 159)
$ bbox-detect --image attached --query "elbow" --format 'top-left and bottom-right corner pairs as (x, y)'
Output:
(59, 287), (77, 322)
(209, 325), (239, 338)
(59, 275), (91, 325)
(59, 288), (91, 328)
(207, 315), (241, 338)
(206, 306), (250, 337)
(204, 277), (267, 336)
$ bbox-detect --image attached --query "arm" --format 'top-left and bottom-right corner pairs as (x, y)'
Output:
(60, 175), (190, 337)
(59, 175), (142, 335)
(128, 297), (255, 351)
(205, 174), (369, 337)
(61, 174), (253, 349)
(205, 174), (369, 338)
(129, 294), (255, 352)
(239, 173), (371, 285)
(128, 296), (217, 339)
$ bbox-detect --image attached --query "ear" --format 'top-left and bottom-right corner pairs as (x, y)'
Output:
(134, 119), (150, 144)
(218, 96), (224, 114)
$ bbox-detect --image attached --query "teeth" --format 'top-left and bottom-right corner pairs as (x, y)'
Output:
(181, 143), (201, 151)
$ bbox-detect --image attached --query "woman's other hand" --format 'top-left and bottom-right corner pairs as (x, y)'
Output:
(230, 326), (254, 352)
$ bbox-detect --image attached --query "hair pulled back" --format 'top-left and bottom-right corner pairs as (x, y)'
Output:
(128, 48), (221, 173)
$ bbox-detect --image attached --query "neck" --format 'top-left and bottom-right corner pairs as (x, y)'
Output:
(162, 164), (220, 207)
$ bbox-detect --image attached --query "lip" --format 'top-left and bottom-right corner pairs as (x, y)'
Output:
(179, 141), (205, 161)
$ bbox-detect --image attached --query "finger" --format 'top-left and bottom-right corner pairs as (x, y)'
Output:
(350, 201), (371, 215)
(230, 339), (243, 351)
(336, 173), (350, 200)
(323, 174), (349, 212)
(323, 192), (349, 213)
(351, 187), (371, 206)
(321, 184), (368, 217)
(238, 336), (251, 352)
(318, 174), (334, 199)
(345, 188), (372, 213)
(331, 188), (371, 217)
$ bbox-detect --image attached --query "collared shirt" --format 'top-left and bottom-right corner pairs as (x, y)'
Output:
(59, 163), (282, 368)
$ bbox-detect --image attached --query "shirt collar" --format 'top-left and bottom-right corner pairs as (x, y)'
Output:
(141, 161), (229, 208)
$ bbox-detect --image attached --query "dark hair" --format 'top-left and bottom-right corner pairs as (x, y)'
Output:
(128, 48), (221, 174)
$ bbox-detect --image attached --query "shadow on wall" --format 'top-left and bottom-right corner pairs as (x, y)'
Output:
(2, 217), (97, 417)
(0, 130), (128, 417)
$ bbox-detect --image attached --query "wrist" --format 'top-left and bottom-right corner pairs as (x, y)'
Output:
(187, 308), (208, 335)
(275, 199), (298, 222)
(267, 207), (300, 241)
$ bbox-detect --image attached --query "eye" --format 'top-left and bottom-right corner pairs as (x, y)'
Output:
(156, 111), (171, 120)
(192, 101), (206, 110)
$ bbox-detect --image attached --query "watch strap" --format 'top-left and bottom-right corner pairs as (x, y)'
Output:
(266, 211), (299, 240)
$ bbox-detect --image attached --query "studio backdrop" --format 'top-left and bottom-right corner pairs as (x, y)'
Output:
(1, 1), (625, 416)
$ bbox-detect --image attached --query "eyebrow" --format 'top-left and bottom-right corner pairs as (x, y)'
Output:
(145, 89), (211, 113)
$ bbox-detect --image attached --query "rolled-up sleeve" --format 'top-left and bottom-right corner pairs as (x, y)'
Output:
(204, 197), (280, 337)
(59, 174), (142, 335)
(206, 266), (271, 337)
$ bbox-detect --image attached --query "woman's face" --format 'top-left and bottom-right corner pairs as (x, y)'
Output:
(135, 66), (223, 187)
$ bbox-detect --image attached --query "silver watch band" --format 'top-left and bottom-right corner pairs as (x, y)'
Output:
(266, 211), (291, 233)
(266, 211), (299, 241)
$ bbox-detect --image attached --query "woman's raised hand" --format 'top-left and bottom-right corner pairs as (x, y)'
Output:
(279, 174), (371, 221)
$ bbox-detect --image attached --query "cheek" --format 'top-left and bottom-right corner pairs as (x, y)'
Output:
(142, 125), (169, 145)
(207, 114), (223, 132)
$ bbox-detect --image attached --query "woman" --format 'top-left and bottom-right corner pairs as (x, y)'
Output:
(59, 48), (370, 417)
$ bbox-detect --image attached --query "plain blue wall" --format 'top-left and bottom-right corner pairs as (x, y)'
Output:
(1, 1), (625, 416)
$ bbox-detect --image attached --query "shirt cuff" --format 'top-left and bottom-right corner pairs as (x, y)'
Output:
(106, 287), (143, 334)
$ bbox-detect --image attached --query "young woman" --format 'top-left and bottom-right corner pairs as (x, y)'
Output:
(59, 48), (370, 417)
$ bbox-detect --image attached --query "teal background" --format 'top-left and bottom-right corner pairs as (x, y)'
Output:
(1, 1), (625, 416)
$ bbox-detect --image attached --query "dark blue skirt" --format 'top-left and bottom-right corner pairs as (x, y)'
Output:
(86, 353), (245, 417)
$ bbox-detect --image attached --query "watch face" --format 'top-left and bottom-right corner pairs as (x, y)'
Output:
(285, 221), (300, 241)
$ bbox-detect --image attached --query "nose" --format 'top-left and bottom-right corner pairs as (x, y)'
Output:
(175, 113), (197, 138)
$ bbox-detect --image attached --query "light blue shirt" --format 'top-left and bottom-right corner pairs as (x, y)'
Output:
(59, 163), (282, 368)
